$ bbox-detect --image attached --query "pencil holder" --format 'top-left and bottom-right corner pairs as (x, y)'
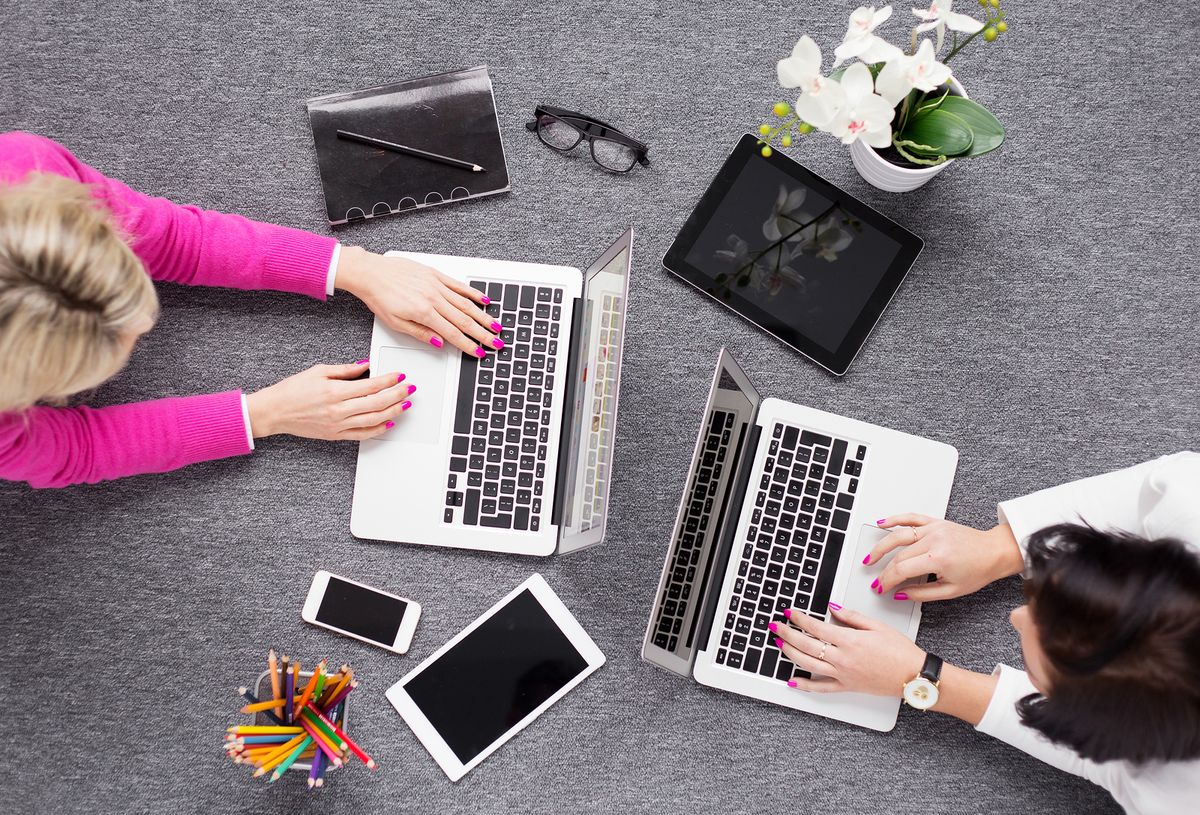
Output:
(224, 653), (375, 788)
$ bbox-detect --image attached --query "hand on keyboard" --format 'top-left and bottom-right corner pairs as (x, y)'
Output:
(773, 606), (924, 697)
(866, 515), (1025, 602)
(335, 247), (503, 357)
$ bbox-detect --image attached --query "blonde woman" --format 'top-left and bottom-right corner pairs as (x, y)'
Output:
(0, 132), (504, 488)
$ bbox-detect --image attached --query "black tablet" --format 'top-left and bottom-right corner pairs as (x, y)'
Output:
(663, 134), (923, 375)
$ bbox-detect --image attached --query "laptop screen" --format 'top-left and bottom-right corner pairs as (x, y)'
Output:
(558, 229), (633, 553)
(642, 348), (760, 674)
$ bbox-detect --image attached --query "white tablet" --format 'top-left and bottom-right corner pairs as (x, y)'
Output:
(385, 573), (606, 781)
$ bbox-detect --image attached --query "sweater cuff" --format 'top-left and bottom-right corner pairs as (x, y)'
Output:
(975, 664), (1038, 738)
(262, 227), (337, 300)
(175, 391), (254, 466)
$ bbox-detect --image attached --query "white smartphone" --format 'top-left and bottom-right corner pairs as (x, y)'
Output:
(301, 570), (421, 654)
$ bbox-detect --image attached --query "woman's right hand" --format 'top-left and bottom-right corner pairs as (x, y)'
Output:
(863, 515), (1026, 602)
(245, 360), (415, 441)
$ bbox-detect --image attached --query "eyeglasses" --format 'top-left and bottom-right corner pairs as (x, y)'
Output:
(525, 105), (650, 173)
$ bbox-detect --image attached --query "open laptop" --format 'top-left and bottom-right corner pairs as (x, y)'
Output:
(351, 229), (633, 557)
(640, 348), (957, 731)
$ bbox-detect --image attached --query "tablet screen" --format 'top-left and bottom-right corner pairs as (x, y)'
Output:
(402, 588), (589, 764)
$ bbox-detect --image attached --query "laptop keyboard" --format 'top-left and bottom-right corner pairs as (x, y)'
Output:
(715, 423), (867, 682)
(443, 281), (564, 532)
(580, 293), (623, 531)
(651, 408), (736, 652)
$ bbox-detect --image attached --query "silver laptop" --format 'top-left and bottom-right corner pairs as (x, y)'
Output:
(351, 229), (633, 557)
(640, 348), (958, 731)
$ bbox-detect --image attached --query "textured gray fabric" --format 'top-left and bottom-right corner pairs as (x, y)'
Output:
(2, 1), (1196, 812)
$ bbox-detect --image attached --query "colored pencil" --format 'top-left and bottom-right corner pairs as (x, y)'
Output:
(299, 716), (344, 766)
(320, 678), (357, 713)
(270, 735), (314, 782)
(251, 733), (307, 776)
(293, 659), (325, 715)
(299, 706), (346, 749)
(227, 725), (303, 735)
(237, 687), (286, 726)
(311, 667), (328, 708)
(239, 697), (288, 714)
(284, 659), (295, 723)
(320, 667), (353, 708)
(303, 703), (376, 769)
(233, 734), (294, 745)
(268, 649), (283, 720)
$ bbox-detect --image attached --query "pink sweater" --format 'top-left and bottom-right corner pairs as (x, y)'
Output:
(0, 132), (337, 488)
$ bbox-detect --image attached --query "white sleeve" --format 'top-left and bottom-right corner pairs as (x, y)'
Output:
(239, 393), (255, 451)
(325, 243), (342, 297)
(996, 452), (1199, 566)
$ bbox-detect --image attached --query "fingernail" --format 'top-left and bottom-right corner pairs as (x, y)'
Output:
(474, 347), (487, 358)
(354, 358), (368, 365)
(429, 337), (443, 348)
(876, 518), (886, 525)
(401, 401), (412, 411)
(768, 622), (778, 633)
(385, 421), (395, 428)
(481, 295), (491, 305)
(828, 601), (842, 611)
(787, 680), (798, 688)
(876, 584), (883, 594)
(492, 337), (504, 349)
(783, 609), (791, 619)
(862, 554), (871, 565)
(491, 321), (503, 332)
(397, 373), (406, 383)
(894, 592), (908, 601)
(774, 638), (784, 648)
(407, 384), (416, 394)
(870, 578), (879, 589)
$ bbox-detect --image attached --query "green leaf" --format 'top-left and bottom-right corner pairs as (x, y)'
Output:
(936, 96), (1005, 156)
(899, 108), (974, 157)
(893, 139), (950, 166)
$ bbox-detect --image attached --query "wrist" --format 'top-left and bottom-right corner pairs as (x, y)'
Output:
(333, 246), (373, 298)
(986, 523), (1025, 579)
(245, 389), (277, 438)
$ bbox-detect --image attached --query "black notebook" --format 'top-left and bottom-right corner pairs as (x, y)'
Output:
(306, 66), (511, 226)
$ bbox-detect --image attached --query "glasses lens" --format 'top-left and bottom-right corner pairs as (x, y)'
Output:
(536, 115), (581, 150)
(591, 138), (638, 172)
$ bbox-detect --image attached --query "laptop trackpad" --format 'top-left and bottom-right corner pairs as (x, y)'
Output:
(838, 525), (918, 631)
(375, 343), (447, 445)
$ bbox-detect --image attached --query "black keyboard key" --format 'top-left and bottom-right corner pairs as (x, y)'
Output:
(856, 445), (867, 460)
(743, 648), (762, 673)
(782, 426), (799, 448)
(836, 492), (855, 509)
(845, 460), (862, 477)
(454, 357), (479, 434)
(811, 530), (846, 615)
(773, 423), (783, 438)
(520, 286), (535, 308)
(480, 513), (513, 528)
(832, 510), (851, 531)
(758, 647), (779, 678)
(800, 430), (832, 448)
(829, 439), (847, 477)
(463, 490), (480, 525)
(450, 457), (467, 472)
(813, 447), (829, 464)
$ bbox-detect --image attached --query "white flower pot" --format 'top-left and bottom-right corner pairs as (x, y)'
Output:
(850, 78), (967, 193)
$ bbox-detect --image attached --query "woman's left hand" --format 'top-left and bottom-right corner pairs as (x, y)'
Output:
(771, 605), (926, 697)
(335, 246), (503, 357)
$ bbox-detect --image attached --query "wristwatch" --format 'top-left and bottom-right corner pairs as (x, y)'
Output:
(902, 653), (944, 711)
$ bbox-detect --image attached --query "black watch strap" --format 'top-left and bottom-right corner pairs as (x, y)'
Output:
(920, 653), (944, 684)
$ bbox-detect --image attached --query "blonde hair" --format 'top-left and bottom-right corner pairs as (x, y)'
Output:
(0, 173), (158, 412)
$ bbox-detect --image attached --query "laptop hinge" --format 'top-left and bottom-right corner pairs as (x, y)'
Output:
(693, 421), (762, 657)
(550, 294), (587, 529)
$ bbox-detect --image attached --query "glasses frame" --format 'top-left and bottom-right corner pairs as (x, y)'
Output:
(525, 105), (650, 173)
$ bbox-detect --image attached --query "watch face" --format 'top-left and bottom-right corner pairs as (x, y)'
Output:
(903, 678), (939, 710)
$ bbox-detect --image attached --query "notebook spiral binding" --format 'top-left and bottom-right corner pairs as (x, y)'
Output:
(348, 188), (474, 222)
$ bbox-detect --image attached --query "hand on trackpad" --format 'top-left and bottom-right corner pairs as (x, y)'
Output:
(374, 343), (447, 445)
(838, 525), (918, 631)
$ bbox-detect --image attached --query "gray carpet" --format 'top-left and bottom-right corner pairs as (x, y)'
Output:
(2, 1), (1197, 812)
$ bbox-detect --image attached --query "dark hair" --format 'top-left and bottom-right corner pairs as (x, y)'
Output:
(1017, 523), (1200, 764)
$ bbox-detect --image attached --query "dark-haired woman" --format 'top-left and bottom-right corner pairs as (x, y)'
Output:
(770, 452), (1199, 814)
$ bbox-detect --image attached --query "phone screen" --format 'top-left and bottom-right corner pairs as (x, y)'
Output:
(316, 576), (409, 645)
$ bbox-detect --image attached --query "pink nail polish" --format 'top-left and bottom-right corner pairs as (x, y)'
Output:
(783, 608), (792, 619)
(481, 295), (491, 305)
(401, 401), (412, 411)
(787, 680), (798, 688)
(385, 421), (395, 428)
(492, 338), (504, 349)
(894, 592), (909, 601)
(768, 622), (778, 633)
(876, 584), (883, 594)
(354, 358), (368, 365)
(474, 347), (486, 358)
(397, 373), (406, 383)
(870, 578), (879, 589)
(774, 638), (784, 648)
(429, 337), (443, 348)
(876, 518), (886, 525)
(491, 321), (503, 332)
(828, 601), (842, 611)
(862, 554), (871, 565)
(407, 384), (416, 394)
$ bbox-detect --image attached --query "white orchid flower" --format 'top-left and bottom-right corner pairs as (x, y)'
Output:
(777, 35), (846, 128)
(833, 5), (902, 67)
(825, 63), (895, 147)
(875, 38), (953, 106)
(912, 0), (984, 51)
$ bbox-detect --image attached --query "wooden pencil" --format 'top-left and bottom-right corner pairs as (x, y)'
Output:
(293, 659), (325, 715)
(320, 678), (357, 713)
(320, 666), (353, 707)
(240, 697), (288, 714)
(285, 659), (296, 723)
(303, 703), (376, 769)
(269, 735), (314, 782)
(268, 649), (283, 720)
(227, 725), (303, 735)
(237, 687), (286, 726)
(299, 716), (344, 766)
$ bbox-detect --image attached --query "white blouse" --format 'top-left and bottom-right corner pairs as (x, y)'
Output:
(978, 451), (1200, 815)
